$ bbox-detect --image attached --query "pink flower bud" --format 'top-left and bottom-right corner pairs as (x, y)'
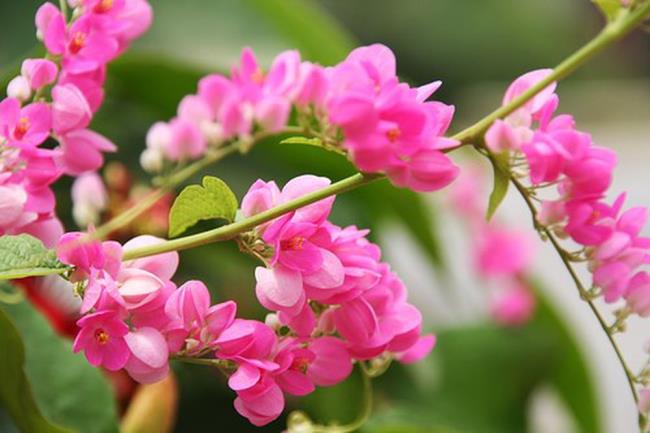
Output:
(21, 59), (58, 90)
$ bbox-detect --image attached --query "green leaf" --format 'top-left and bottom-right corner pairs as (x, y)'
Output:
(486, 153), (510, 221)
(592, 0), (623, 21)
(0, 308), (72, 433)
(169, 176), (239, 238)
(0, 235), (69, 281)
(279, 136), (324, 147)
(2, 301), (119, 433)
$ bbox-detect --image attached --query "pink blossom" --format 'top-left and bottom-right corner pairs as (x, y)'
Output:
(490, 285), (536, 326)
(0, 185), (28, 230)
(56, 231), (106, 277)
(71, 172), (107, 227)
(21, 59), (58, 90)
(122, 235), (179, 281)
(57, 67), (106, 112)
(73, 310), (130, 371)
(396, 334), (436, 364)
(625, 272), (650, 316)
(502, 69), (556, 117)
(124, 327), (170, 383)
(234, 377), (285, 427)
(43, 13), (119, 73)
(306, 336), (353, 386)
(57, 129), (116, 175)
(476, 227), (535, 276)
(0, 98), (52, 148)
(51, 84), (92, 134)
(166, 117), (207, 161)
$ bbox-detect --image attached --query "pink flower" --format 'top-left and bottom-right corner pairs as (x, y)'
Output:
(71, 172), (108, 227)
(273, 339), (316, 396)
(58, 67), (106, 113)
(0, 185), (28, 230)
(625, 272), (650, 316)
(475, 226), (535, 277)
(490, 285), (536, 326)
(124, 327), (170, 383)
(57, 129), (116, 175)
(56, 231), (106, 276)
(166, 117), (207, 161)
(121, 235), (180, 281)
(396, 334), (436, 364)
(306, 336), (353, 386)
(0, 98), (52, 148)
(234, 377), (285, 427)
(43, 13), (119, 73)
(327, 44), (458, 192)
(21, 59), (58, 90)
(73, 310), (130, 371)
(595, 262), (633, 303)
(502, 69), (556, 118)
(116, 268), (165, 310)
(51, 84), (93, 134)
(485, 119), (520, 153)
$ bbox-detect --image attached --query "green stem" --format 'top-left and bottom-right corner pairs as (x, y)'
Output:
(288, 364), (373, 433)
(509, 175), (643, 417)
(93, 142), (241, 240)
(120, 3), (650, 261)
(59, 0), (68, 20)
(93, 126), (305, 240)
(122, 172), (382, 260)
(451, 3), (650, 144)
(319, 363), (372, 433)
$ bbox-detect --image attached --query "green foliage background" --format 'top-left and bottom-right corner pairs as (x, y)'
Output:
(2, 0), (648, 432)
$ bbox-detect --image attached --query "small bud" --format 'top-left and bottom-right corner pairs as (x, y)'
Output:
(140, 147), (164, 173)
(200, 121), (224, 146)
(7, 76), (32, 101)
(146, 121), (172, 151)
(264, 313), (281, 330)
(286, 411), (314, 433)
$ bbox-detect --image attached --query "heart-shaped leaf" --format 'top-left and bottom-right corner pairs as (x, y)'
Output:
(169, 176), (239, 238)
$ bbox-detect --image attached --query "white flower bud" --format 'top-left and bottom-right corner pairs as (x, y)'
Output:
(264, 313), (282, 330)
(7, 76), (32, 101)
(140, 147), (164, 173)
(200, 121), (224, 146)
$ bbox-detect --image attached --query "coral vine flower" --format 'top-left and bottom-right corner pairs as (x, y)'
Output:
(0, 98), (51, 148)
(42, 11), (119, 73)
(73, 310), (130, 370)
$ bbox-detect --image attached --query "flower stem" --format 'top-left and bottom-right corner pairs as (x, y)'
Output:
(121, 4), (649, 261)
(287, 364), (373, 433)
(508, 174), (643, 421)
(93, 127), (305, 240)
(451, 3), (650, 144)
(122, 172), (382, 260)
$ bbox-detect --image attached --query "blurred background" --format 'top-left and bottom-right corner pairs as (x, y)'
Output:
(1, 1), (649, 432)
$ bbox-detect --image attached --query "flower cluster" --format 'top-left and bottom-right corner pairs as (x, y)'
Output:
(242, 175), (435, 362)
(58, 174), (435, 426)
(485, 70), (650, 316)
(141, 44), (460, 192)
(449, 166), (536, 325)
(0, 0), (152, 240)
